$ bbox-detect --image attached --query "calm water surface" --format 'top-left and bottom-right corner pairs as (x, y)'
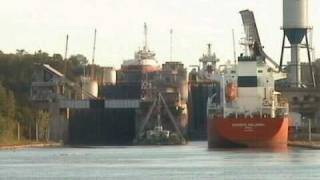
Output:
(0, 141), (319, 179)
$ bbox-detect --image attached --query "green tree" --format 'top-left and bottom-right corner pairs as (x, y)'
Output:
(0, 83), (6, 115)
(16, 106), (34, 139)
(4, 90), (16, 119)
(0, 82), (17, 143)
(0, 114), (5, 137)
(36, 110), (50, 141)
(0, 50), (88, 143)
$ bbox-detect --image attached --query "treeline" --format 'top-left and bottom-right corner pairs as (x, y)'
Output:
(0, 50), (88, 144)
(0, 83), (17, 143)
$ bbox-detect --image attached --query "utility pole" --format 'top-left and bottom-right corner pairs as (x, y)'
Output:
(91, 29), (97, 80)
(17, 122), (20, 141)
(308, 118), (312, 142)
(170, 29), (173, 61)
(47, 127), (50, 142)
(36, 119), (39, 142)
(64, 34), (69, 75)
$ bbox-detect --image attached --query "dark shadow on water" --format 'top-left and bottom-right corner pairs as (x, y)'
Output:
(66, 145), (133, 149)
(66, 144), (187, 149)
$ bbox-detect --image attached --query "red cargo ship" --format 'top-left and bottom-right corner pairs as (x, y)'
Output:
(207, 43), (289, 149)
(208, 117), (289, 148)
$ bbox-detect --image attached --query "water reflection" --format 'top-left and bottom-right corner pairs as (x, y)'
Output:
(0, 142), (319, 179)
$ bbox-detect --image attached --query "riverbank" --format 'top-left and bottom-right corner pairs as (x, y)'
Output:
(288, 141), (320, 149)
(0, 142), (62, 150)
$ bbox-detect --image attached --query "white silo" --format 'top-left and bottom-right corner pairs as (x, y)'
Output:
(103, 67), (116, 85)
(280, 0), (315, 87)
(81, 77), (98, 99)
(283, 0), (309, 29)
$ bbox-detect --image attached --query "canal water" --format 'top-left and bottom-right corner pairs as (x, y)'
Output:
(0, 141), (319, 179)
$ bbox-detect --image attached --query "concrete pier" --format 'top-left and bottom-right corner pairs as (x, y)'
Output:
(288, 141), (320, 149)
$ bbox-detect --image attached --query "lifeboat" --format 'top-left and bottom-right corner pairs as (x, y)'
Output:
(225, 82), (237, 102)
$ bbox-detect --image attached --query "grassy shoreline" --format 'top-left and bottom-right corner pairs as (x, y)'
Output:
(0, 141), (62, 150)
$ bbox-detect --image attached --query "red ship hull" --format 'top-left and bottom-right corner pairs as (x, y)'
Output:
(208, 116), (289, 148)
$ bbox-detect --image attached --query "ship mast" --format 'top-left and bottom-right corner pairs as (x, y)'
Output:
(144, 22), (148, 51)
(91, 29), (97, 80)
(232, 29), (237, 64)
(207, 43), (212, 56)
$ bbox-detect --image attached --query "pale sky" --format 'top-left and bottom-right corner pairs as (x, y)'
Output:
(0, 0), (319, 68)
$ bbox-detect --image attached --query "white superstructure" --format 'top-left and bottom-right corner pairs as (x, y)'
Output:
(121, 23), (159, 71)
(102, 67), (116, 85)
(189, 44), (220, 82)
(208, 44), (288, 119)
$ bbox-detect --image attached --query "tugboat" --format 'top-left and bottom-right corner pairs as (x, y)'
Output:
(134, 93), (186, 145)
(207, 39), (289, 148)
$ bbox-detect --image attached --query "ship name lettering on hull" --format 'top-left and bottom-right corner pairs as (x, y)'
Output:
(232, 123), (265, 127)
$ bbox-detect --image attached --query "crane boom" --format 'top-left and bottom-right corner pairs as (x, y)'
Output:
(240, 10), (279, 69)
